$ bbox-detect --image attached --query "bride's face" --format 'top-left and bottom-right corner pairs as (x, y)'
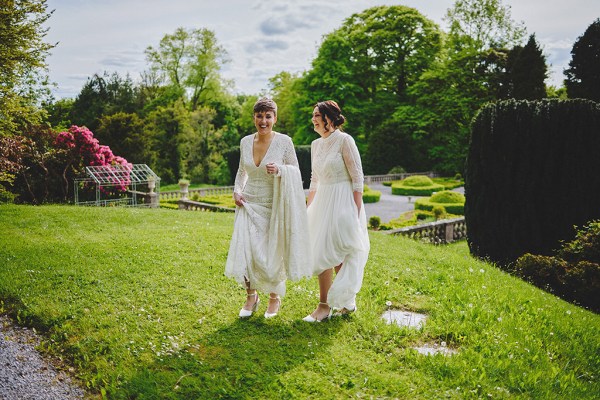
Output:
(312, 106), (332, 136)
(254, 111), (277, 135)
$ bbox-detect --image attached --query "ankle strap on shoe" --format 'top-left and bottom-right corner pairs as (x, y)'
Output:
(319, 302), (329, 306)
(270, 295), (281, 300)
(247, 293), (257, 297)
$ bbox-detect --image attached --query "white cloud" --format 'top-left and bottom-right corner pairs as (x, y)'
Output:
(44, 0), (600, 98)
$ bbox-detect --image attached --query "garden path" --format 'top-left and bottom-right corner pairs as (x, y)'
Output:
(363, 182), (464, 223)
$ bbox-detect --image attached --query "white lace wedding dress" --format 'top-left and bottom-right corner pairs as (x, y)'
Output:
(225, 132), (311, 296)
(307, 129), (370, 310)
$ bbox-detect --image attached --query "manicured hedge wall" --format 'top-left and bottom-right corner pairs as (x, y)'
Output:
(362, 185), (381, 203)
(415, 190), (465, 215)
(391, 175), (445, 196)
(465, 99), (600, 266)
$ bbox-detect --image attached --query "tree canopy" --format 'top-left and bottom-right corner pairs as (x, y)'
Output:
(565, 18), (600, 101)
(0, 0), (55, 136)
(292, 5), (442, 145)
(145, 27), (229, 110)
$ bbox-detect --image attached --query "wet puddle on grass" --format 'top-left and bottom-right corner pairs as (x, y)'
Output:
(381, 310), (427, 328)
(381, 310), (458, 356)
(413, 343), (458, 356)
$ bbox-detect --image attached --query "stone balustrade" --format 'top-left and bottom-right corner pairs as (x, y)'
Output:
(159, 186), (235, 200)
(178, 199), (235, 213)
(386, 217), (466, 244)
(364, 171), (438, 184)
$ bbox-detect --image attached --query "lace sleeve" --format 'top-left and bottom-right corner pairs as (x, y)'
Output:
(341, 134), (364, 193)
(308, 140), (318, 192)
(283, 136), (299, 168)
(233, 142), (247, 194)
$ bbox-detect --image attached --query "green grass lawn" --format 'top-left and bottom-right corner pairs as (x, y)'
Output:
(1, 205), (598, 399)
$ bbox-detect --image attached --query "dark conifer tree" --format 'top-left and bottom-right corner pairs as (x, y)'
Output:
(509, 34), (547, 99)
(564, 19), (600, 101)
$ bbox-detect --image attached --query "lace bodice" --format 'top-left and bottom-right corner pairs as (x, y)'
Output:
(309, 130), (364, 193)
(234, 132), (299, 203)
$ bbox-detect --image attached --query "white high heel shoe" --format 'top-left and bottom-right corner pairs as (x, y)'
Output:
(302, 302), (332, 322)
(264, 295), (281, 319)
(333, 305), (357, 317)
(239, 293), (259, 318)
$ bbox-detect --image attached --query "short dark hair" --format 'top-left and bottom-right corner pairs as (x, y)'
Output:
(254, 97), (277, 116)
(315, 100), (346, 130)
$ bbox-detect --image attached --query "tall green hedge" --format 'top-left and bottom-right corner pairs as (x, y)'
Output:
(465, 99), (600, 266)
(226, 144), (312, 189)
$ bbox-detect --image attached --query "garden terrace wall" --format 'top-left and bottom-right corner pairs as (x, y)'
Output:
(160, 186), (235, 200)
(178, 199), (235, 212)
(386, 217), (467, 244)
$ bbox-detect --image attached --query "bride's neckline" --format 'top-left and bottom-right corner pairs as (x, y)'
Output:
(321, 129), (339, 140)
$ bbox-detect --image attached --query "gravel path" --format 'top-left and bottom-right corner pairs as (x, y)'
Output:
(0, 315), (84, 400)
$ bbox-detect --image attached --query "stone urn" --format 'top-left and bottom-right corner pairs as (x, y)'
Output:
(178, 179), (190, 200)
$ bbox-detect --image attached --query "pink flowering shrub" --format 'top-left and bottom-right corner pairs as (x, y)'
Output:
(4, 125), (131, 204)
(56, 125), (131, 195)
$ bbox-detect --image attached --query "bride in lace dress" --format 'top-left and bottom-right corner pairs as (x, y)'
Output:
(303, 100), (370, 322)
(225, 98), (311, 319)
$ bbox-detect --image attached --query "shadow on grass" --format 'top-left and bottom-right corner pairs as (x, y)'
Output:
(117, 317), (344, 399)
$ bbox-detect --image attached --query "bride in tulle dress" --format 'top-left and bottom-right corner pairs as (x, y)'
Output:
(303, 100), (370, 322)
(225, 98), (311, 319)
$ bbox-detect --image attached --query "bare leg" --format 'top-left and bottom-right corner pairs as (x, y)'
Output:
(267, 292), (281, 314)
(334, 262), (342, 274)
(308, 268), (333, 320)
(243, 279), (258, 310)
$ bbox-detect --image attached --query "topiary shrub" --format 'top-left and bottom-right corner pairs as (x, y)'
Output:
(362, 184), (381, 203)
(369, 215), (381, 230)
(466, 99), (600, 266)
(391, 175), (444, 196)
(388, 166), (406, 174)
(432, 205), (446, 220)
(432, 177), (464, 190)
(414, 190), (465, 215)
(403, 175), (434, 186)
(514, 220), (600, 312)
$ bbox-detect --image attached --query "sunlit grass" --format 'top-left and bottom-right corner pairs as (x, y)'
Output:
(0, 205), (598, 399)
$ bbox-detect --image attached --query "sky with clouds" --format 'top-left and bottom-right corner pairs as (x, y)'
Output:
(44, 0), (600, 99)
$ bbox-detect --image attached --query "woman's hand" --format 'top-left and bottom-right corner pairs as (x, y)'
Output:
(353, 191), (362, 218)
(233, 192), (246, 207)
(266, 162), (279, 176)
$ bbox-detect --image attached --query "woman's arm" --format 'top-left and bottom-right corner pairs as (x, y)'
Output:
(233, 140), (248, 206)
(307, 141), (318, 207)
(341, 135), (364, 215)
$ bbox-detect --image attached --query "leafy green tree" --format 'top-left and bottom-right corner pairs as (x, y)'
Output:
(364, 113), (429, 174)
(565, 18), (600, 101)
(393, 0), (528, 174)
(269, 71), (300, 137)
(292, 5), (442, 145)
(445, 0), (526, 53)
(507, 34), (547, 99)
(145, 100), (189, 183)
(145, 27), (228, 110)
(42, 97), (74, 130)
(181, 107), (228, 184)
(234, 94), (259, 137)
(70, 72), (138, 132)
(0, 0), (55, 136)
(96, 112), (148, 164)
